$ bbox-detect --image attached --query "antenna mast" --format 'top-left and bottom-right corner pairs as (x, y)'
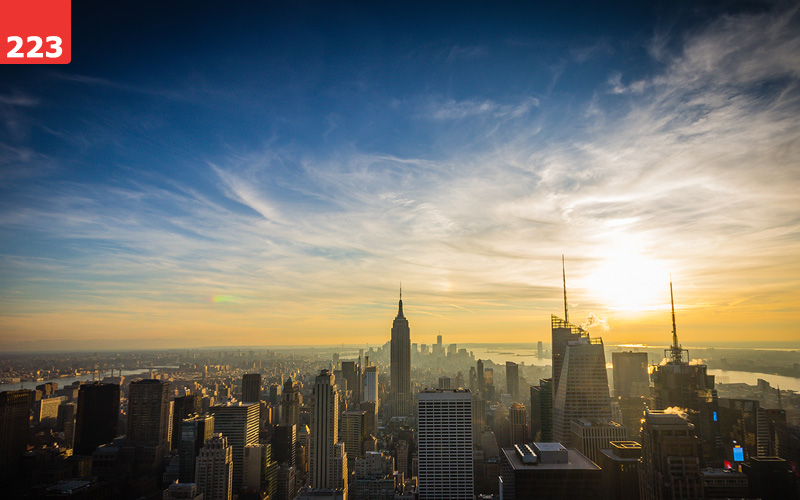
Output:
(669, 277), (683, 363)
(562, 255), (569, 323)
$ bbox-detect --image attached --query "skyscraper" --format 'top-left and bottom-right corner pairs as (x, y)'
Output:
(476, 359), (485, 394)
(74, 383), (120, 456)
(639, 410), (703, 500)
(0, 390), (32, 479)
(195, 433), (234, 500)
(509, 402), (529, 446)
(128, 379), (172, 467)
(362, 365), (378, 403)
(530, 378), (553, 442)
(172, 394), (199, 450)
(341, 410), (367, 471)
(417, 389), (474, 500)
(390, 290), (411, 417)
(650, 281), (722, 466)
(342, 361), (361, 403)
(552, 336), (612, 447)
(506, 362), (520, 401)
(281, 377), (301, 427)
(612, 352), (649, 399)
(179, 414), (215, 483)
(242, 373), (262, 403)
(210, 401), (260, 490)
(310, 369), (340, 489)
(273, 423), (297, 467)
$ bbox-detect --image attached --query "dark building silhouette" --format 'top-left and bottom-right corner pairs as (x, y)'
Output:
(741, 456), (797, 500)
(128, 379), (171, 468)
(500, 443), (601, 500)
(506, 362), (520, 401)
(477, 359), (485, 395)
(273, 423), (297, 467)
(639, 410), (704, 500)
(179, 413), (215, 483)
(390, 290), (411, 417)
(171, 394), (199, 450)
(282, 377), (301, 428)
(0, 390), (32, 479)
(530, 378), (553, 442)
(74, 383), (120, 456)
(242, 373), (262, 403)
(612, 351), (649, 399)
(598, 441), (641, 500)
(341, 361), (361, 403)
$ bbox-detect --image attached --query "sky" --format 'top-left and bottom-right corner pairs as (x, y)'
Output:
(1, 0), (799, 351)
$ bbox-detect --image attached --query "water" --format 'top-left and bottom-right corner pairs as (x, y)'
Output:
(467, 346), (551, 367)
(707, 369), (800, 392)
(0, 366), (177, 392)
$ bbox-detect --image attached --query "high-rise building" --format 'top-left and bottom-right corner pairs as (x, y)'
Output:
(390, 291), (411, 417)
(57, 401), (76, 448)
(243, 443), (278, 498)
(341, 410), (366, 469)
(597, 441), (641, 500)
(552, 336), (612, 447)
(282, 377), (301, 427)
(352, 451), (396, 500)
(438, 377), (452, 390)
(537, 341), (543, 359)
(171, 395), (199, 450)
(195, 433), (234, 500)
(530, 378), (553, 442)
(242, 374), (262, 403)
(311, 369), (340, 489)
(612, 351), (649, 399)
(0, 390), (32, 478)
(569, 419), (627, 464)
(273, 423), (297, 467)
(210, 401), (260, 490)
(362, 365), (378, 403)
(128, 379), (172, 467)
(342, 361), (361, 403)
(639, 410), (704, 500)
(499, 442), (601, 500)
(179, 414), (215, 483)
(417, 389), (473, 500)
(331, 441), (348, 498)
(476, 359), (485, 394)
(506, 362), (520, 401)
(276, 465), (297, 500)
(359, 400), (378, 439)
(74, 383), (120, 456)
(650, 281), (723, 466)
(508, 402), (529, 446)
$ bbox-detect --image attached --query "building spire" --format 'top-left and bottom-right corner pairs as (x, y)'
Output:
(669, 277), (683, 363)
(562, 255), (569, 323)
(397, 284), (405, 319)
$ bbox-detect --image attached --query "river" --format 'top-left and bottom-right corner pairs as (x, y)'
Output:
(0, 366), (178, 392)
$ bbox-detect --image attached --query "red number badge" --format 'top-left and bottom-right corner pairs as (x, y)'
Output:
(1, 0), (71, 64)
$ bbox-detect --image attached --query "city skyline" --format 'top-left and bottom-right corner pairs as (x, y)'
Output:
(2, 1), (800, 351)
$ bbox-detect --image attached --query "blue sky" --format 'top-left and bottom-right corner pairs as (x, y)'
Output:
(2, 1), (799, 350)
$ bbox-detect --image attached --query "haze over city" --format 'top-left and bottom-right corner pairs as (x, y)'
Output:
(2, 1), (800, 351)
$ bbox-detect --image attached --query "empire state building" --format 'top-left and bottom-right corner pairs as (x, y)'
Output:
(390, 289), (412, 417)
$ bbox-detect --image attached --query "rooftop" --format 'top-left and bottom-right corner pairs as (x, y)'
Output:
(502, 445), (599, 472)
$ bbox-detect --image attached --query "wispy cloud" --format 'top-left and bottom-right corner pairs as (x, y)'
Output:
(2, 3), (799, 347)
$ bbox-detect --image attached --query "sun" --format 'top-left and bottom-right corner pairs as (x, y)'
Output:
(581, 253), (670, 313)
